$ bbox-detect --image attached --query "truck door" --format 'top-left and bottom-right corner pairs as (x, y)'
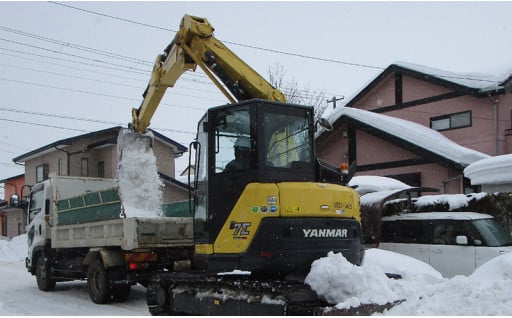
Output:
(26, 182), (50, 270)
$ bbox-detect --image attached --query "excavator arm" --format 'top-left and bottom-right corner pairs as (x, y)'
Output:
(131, 14), (286, 133)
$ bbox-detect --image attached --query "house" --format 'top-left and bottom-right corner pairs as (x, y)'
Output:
(12, 126), (189, 204)
(316, 62), (512, 194)
(0, 174), (26, 238)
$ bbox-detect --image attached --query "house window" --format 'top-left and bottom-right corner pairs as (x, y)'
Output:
(36, 164), (49, 182)
(81, 158), (89, 177)
(430, 111), (471, 131)
(98, 161), (105, 178)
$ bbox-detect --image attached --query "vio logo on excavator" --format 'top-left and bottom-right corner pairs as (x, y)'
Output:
(230, 221), (251, 239)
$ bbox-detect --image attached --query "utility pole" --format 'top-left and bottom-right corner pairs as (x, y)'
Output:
(327, 96), (344, 109)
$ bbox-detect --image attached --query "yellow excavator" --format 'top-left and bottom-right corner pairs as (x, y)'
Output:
(126, 14), (364, 315)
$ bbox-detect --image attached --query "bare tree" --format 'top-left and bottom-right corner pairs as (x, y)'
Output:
(267, 63), (328, 121)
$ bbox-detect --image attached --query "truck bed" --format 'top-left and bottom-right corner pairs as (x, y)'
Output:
(49, 176), (194, 251)
(51, 217), (193, 250)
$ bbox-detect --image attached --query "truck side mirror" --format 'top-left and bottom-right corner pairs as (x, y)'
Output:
(455, 235), (468, 245)
(9, 194), (19, 207)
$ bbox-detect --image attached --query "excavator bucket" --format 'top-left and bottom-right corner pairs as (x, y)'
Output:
(117, 128), (153, 162)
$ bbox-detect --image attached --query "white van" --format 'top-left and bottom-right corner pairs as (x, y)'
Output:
(378, 212), (512, 278)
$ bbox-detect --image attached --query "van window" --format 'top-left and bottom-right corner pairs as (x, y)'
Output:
(381, 220), (425, 243)
(472, 219), (512, 247)
(431, 222), (455, 244)
(429, 220), (483, 245)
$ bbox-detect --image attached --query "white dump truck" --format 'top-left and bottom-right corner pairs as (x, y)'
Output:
(23, 175), (193, 304)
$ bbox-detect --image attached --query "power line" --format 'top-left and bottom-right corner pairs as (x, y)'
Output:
(46, 1), (503, 85)
(0, 37), (150, 73)
(50, 1), (174, 32)
(0, 62), (223, 96)
(0, 107), (196, 135)
(48, 1), (383, 71)
(0, 24), (151, 65)
(0, 50), (144, 82)
(0, 46), (149, 75)
(0, 77), (225, 107)
(0, 25), (344, 98)
(0, 62), (142, 89)
(0, 117), (88, 132)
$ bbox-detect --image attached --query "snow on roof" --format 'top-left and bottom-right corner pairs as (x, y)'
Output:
(360, 189), (409, 207)
(349, 175), (411, 195)
(381, 211), (493, 221)
(463, 154), (512, 185)
(393, 61), (507, 91)
(323, 106), (489, 166)
(413, 192), (487, 210)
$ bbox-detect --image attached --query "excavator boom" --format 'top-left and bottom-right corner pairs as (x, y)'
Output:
(131, 14), (285, 133)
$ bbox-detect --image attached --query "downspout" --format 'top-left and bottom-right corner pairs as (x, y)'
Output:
(441, 174), (464, 194)
(489, 95), (500, 155)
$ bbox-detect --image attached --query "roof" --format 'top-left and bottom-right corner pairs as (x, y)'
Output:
(0, 174), (24, 184)
(344, 62), (510, 108)
(158, 172), (191, 191)
(381, 211), (494, 221)
(13, 126), (187, 163)
(318, 106), (489, 170)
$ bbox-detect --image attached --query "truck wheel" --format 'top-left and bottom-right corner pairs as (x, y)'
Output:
(111, 285), (131, 302)
(147, 282), (170, 315)
(36, 254), (56, 291)
(87, 259), (111, 304)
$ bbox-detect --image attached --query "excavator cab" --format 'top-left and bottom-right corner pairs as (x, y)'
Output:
(190, 99), (363, 274)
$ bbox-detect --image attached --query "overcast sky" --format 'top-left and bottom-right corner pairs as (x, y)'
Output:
(1, 1), (512, 191)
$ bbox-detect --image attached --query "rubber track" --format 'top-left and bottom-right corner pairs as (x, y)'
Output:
(147, 271), (328, 315)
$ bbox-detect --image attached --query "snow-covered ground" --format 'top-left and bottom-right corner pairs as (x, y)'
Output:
(1, 234), (511, 315)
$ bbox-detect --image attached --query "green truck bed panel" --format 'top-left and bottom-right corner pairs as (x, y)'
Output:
(56, 189), (121, 225)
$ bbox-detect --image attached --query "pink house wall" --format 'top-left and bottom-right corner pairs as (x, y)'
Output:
(316, 67), (512, 194)
(355, 74), (512, 156)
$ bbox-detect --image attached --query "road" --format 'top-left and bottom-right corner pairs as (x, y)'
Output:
(0, 260), (149, 315)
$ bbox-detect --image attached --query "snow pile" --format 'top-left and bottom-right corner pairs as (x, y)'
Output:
(305, 249), (442, 309)
(0, 234), (26, 262)
(349, 176), (411, 195)
(305, 249), (512, 315)
(413, 192), (487, 210)
(117, 129), (164, 217)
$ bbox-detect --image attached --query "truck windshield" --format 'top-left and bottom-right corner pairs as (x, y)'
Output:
(472, 219), (512, 247)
